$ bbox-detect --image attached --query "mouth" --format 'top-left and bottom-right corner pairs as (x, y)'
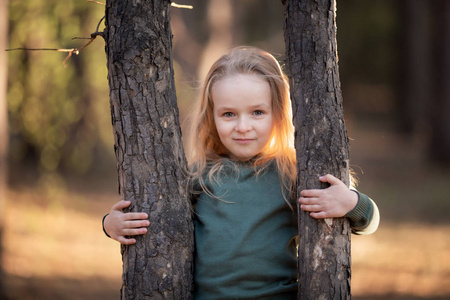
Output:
(233, 138), (254, 144)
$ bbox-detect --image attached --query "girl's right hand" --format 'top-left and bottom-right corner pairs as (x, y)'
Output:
(103, 200), (150, 245)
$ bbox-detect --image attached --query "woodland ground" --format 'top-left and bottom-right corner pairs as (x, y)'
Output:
(3, 118), (450, 300)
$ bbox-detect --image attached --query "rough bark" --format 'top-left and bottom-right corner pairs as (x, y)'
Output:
(104, 0), (194, 298)
(283, 0), (351, 299)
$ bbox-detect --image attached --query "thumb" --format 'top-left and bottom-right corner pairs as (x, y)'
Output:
(319, 174), (342, 186)
(112, 200), (132, 211)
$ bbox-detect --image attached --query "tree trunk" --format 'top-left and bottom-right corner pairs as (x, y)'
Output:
(283, 0), (351, 299)
(104, 0), (194, 298)
(0, 0), (8, 298)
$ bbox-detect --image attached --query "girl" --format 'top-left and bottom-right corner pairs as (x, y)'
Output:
(103, 46), (380, 299)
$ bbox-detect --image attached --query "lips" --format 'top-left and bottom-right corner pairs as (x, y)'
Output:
(233, 138), (254, 144)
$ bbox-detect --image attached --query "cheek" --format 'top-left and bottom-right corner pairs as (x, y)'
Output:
(215, 118), (230, 133)
(264, 118), (275, 136)
(213, 119), (228, 142)
(213, 117), (221, 134)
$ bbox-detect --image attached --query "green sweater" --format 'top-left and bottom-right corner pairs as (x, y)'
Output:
(193, 161), (378, 299)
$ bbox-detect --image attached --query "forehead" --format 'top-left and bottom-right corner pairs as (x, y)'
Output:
(211, 74), (272, 108)
(213, 72), (266, 86)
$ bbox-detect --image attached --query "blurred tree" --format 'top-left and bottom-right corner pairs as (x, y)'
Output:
(284, 0), (351, 298)
(336, 0), (400, 120)
(233, 0), (284, 54)
(104, 0), (193, 298)
(399, 0), (431, 135)
(397, 0), (450, 165)
(430, 0), (450, 165)
(197, 0), (234, 80)
(173, 0), (286, 74)
(7, 0), (112, 184)
(1, 0), (9, 297)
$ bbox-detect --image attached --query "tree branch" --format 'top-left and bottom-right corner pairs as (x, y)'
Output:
(5, 16), (105, 67)
(87, 0), (105, 6)
(171, 2), (193, 9)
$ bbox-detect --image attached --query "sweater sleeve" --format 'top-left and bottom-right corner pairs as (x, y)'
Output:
(102, 213), (111, 238)
(345, 190), (380, 235)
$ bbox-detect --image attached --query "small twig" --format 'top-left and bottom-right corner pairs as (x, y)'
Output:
(87, 0), (192, 9)
(6, 47), (80, 67)
(87, 0), (105, 6)
(96, 16), (106, 33)
(6, 16), (105, 67)
(6, 48), (77, 52)
(171, 2), (193, 9)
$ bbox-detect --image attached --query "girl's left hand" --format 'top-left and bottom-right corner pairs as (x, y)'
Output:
(299, 174), (358, 219)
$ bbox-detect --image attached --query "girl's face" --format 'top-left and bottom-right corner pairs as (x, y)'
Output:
(212, 74), (274, 161)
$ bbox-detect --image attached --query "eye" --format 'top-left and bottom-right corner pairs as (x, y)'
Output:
(223, 112), (235, 118)
(253, 110), (264, 116)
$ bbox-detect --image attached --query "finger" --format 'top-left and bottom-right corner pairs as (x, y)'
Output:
(300, 204), (322, 212)
(300, 189), (322, 197)
(124, 219), (150, 229)
(122, 227), (148, 236)
(319, 174), (341, 186)
(112, 200), (132, 211)
(123, 212), (149, 221)
(117, 236), (137, 245)
(298, 196), (318, 205)
(309, 211), (328, 219)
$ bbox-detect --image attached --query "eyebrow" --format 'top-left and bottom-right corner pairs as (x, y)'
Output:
(249, 103), (271, 110)
(216, 103), (271, 111)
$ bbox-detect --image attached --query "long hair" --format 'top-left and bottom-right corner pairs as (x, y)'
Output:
(186, 46), (297, 203)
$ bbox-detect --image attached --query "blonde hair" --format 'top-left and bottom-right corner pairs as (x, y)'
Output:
(186, 46), (297, 202)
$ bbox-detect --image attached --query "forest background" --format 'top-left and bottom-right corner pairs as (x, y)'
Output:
(2, 0), (450, 299)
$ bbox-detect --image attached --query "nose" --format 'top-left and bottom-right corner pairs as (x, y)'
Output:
(235, 116), (252, 133)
